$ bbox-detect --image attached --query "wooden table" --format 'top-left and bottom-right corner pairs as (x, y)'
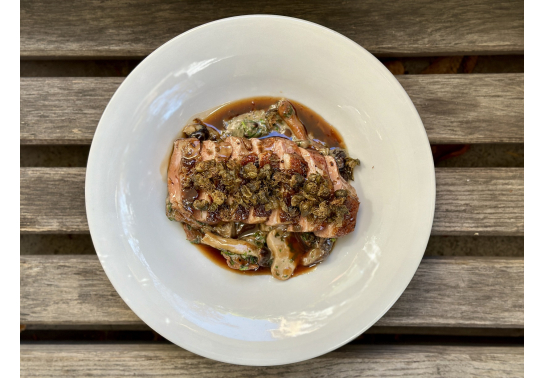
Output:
(20, 1), (524, 376)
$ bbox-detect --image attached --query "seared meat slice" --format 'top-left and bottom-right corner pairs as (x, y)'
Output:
(167, 136), (359, 238)
(260, 138), (306, 226)
(314, 156), (359, 238)
(288, 148), (333, 233)
(166, 138), (202, 228)
(192, 140), (232, 225)
(244, 139), (269, 223)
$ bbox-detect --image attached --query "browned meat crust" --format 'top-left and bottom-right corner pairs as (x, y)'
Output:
(167, 137), (359, 238)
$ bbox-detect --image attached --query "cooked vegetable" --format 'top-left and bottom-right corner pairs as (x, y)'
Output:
(300, 235), (335, 266)
(267, 231), (298, 280)
(182, 121), (209, 142)
(221, 250), (259, 271)
(201, 232), (261, 257)
(224, 110), (271, 138)
(277, 100), (308, 140)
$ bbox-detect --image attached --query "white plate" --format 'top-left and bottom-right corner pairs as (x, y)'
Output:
(86, 15), (435, 366)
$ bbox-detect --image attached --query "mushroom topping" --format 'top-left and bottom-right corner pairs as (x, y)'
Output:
(210, 222), (237, 238)
(182, 121), (210, 142)
(201, 232), (261, 257)
(266, 231), (298, 280)
(257, 247), (273, 267)
(299, 234), (336, 266)
(277, 100), (309, 141)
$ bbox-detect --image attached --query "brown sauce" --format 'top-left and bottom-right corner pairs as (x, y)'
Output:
(174, 96), (342, 279)
(196, 243), (318, 278)
(202, 96), (346, 149)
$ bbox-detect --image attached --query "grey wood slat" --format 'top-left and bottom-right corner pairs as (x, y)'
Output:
(433, 168), (523, 236)
(20, 74), (524, 145)
(20, 168), (87, 233)
(20, 0), (523, 58)
(20, 256), (523, 328)
(20, 344), (523, 377)
(20, 168), (524, 235)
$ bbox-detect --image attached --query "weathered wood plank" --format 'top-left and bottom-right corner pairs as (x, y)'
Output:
(20, 168), (87, 233)
(20, 168), (524, 235)
(399, 74), (523, 144)
(20, 256), (523, 328)
(20, 0), (523, 58)
(20, 78), (121, 145)
(20, 74), (524, 145)
(20, 343), (523, 377)
(433, 168), (523, 236)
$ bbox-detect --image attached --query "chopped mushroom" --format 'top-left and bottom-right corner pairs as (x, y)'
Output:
(201, 232), (261, 257)
(300, 235), (336, 266)
(210, 223), (236, 238)
(266, 231), (298, 281)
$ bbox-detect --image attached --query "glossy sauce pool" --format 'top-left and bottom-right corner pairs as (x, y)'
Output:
(196, 244), (317, 277)
(203, 96), (346, 149)
(175, 96), (345, 278)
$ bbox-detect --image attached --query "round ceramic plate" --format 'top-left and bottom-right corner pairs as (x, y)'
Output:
(86, 15), (435, 366)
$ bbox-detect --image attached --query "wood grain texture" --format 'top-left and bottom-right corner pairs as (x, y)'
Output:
(20, 256), (523, 328)
(20, 168), (524, 235)
(433, 168), (523, 236)
(20, 78), (121, 145)
(20, 168), (87, 233)
(20, 344), (523, 377)
(399, 74), (523, 143)
(20, 74), (524, 145)
(20, 0), (523, 58)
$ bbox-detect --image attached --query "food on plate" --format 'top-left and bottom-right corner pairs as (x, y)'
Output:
(166, 98), (360, 280)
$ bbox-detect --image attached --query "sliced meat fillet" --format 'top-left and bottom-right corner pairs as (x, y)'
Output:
(223, 136), (261, 224)
(265, 209), (286, 226)
(262, 137), (306, 227)
(314, 195), (359, 238)
(168, 136), (359, 238)
(298, 148), (330, 178)
(287, 148), (333, 233)
(323, 156), (357, 197)
(247, 205), (270, 224)
(225, 136), (252, 160)
(250, 138), (263, 156)
(166, 138), (202, 228)
(200, 140), (217, 161)
(282, 152), (308, 177)
(314, 156), (359, 238)
(192, 140), (216, 223)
